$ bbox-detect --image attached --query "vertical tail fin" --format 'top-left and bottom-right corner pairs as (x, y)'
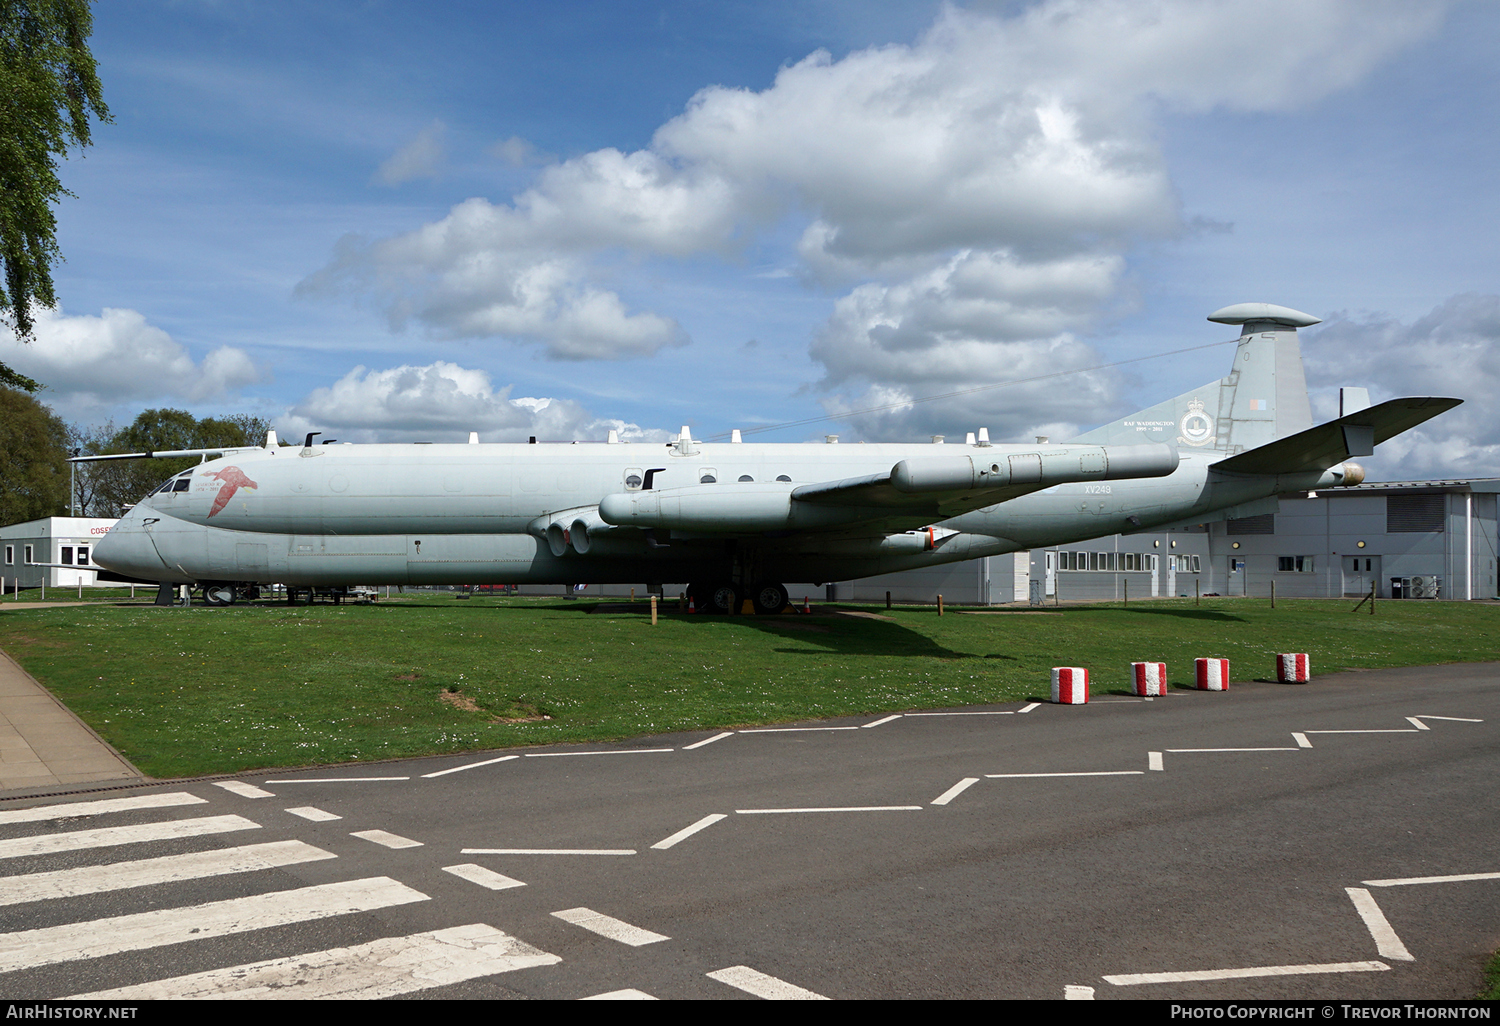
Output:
(1071, 303), (1318, 454)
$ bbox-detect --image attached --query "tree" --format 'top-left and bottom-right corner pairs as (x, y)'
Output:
(0, 385), (69, 523)
(1, 0), (110, 389)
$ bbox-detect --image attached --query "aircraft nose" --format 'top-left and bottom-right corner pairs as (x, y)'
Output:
(93, 513), (171, 579)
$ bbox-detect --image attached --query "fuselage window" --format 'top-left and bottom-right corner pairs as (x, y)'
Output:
(776, 474), (791, 482)
(624, 468), (643, 490)
(738, 474), (754, 482)
(699, 470), (717, 484)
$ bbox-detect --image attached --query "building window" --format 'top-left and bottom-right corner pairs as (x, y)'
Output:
(1387, 493), (1444, 533)
(3, 546), (11, 565)
(1278, 556), (1315, 572)
(24, 545), (33, 564)
(77, 546), (89, 565)
(60, 546), (73, 565)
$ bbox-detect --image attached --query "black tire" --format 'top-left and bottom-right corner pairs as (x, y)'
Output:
(203, 584), (236, 606)
(751, 581), (789, 615)
(707, 582), (740, 615)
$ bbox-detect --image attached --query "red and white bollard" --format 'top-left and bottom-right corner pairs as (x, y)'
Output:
(1052, 667), (1089, 704)
(1195, 657), (1230, 691)
(1277, 653), (1310, 683)
(1131, 662), (1167, 696)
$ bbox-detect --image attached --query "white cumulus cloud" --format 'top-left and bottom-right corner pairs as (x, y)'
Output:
(281, 360), (667, 443)
(304, 0), (1443, 421)
(0, 306), (264, 411)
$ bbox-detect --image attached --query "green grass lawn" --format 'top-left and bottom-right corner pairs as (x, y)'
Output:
(1, 594), (1495, 778)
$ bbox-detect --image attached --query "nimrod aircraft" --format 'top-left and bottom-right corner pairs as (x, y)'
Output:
(91, 304), (1459, 613)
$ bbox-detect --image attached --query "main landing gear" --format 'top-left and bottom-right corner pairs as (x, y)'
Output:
(686, 581), (789, 615)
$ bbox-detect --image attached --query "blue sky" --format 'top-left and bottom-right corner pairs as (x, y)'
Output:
(6, 0), (1497, 479)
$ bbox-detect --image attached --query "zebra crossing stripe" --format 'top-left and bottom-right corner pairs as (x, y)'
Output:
(0, 792), (207, 826)
(72, 923), (558, 999)
(0, 815), (259, 860)
(0, 876), (429, 974)
(0, 840), (336, 906)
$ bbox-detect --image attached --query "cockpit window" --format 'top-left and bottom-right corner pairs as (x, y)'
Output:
(172, 478), (191, 492)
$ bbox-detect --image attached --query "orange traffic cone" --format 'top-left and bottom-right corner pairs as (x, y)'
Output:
(688, 597), (696, 613)
(803, 595), (811, 613)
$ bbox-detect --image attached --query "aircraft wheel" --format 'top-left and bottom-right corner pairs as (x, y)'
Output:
(203, 584), (236, 606)
(707, 582), (740, 615)
(751, 582), (789, 615)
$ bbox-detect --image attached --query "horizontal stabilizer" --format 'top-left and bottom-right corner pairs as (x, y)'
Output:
(1211, 397), (1462, 475)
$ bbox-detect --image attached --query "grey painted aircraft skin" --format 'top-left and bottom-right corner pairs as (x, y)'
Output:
(91, 304), (1460, 612)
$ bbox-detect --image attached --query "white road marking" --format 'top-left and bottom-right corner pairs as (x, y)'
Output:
(351, 829), (423, 849)
(213, 781), (274, 798)
(1405, 717), (1430, 730)
(1165, 747), (1299, 753)
(861, 714), (902, 728)
(581, 989), (657, 1000)
(904, 710), (1014, 716)
(524, 748), (674, 757)
(263, 776), (410, 782)
(462, 848), (636, 856)
(442, 864), (526, 890)
(930, 778), (979, 805)
(1148, 752), (1164, 772)
(0, 792), (207, 826)
(736, 806), (922, 814)
(1364, 871), (1500, 887)
(421, 755), (519, 778)
(0, 876), (429, 974)
(1064, 984), (1095, 1000)
(1415, 715), (1483, 722)
(1303, 729), (1418, 735)
(1103, 961), (1389, 986)
(1346, 887), (1415, 960)
(74, 923), (558, 999)
(0, 814), (258, 860)
(0, 840), (336, 906)
(1018, 703), (1040, 713)
(552, 907), (669, 946)
(984, 771), (1143, 779)
(737, 727), (858, 733)
(651, 813), (727, 849)
(1292, 733), (1313, 748)
(285, 806), (340, 822)
(683, 732), (733, 750)
(707, 965), (828, 1000)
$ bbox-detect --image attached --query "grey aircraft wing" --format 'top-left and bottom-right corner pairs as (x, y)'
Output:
(1210, 397), (1462, 476)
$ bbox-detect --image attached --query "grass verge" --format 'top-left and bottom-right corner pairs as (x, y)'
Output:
(0, 594), (1495, 778)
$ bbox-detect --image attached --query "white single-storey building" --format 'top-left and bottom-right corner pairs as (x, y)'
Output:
(0, 517), (119, 590)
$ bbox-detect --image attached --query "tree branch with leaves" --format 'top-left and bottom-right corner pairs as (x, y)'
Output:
(0, 0), (109, 389)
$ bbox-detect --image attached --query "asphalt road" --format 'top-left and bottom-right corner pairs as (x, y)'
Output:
(1, 663), (1496, 1000)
